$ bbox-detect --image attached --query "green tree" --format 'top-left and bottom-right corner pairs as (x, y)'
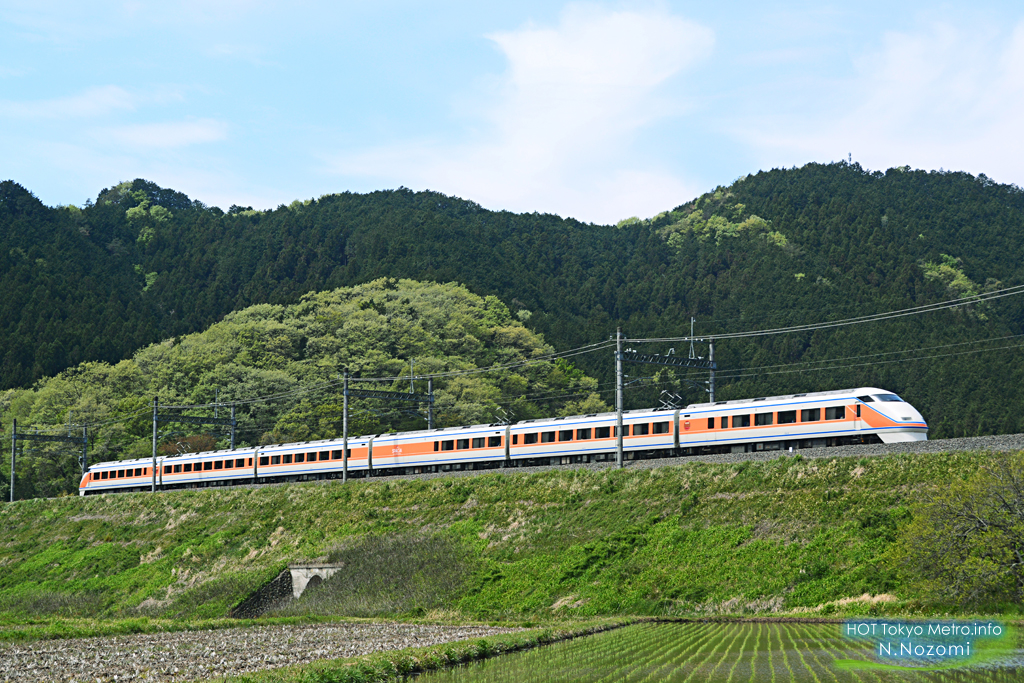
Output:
(896, 453), (1024, 609)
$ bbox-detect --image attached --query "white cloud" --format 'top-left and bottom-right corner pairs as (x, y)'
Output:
(95, 119), (229, 149)
(739, 20), (1024, 185)
(328, 3), (714, 223)
(0, 85), (136, 119)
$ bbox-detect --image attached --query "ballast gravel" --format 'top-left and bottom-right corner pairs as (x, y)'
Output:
(0, 622), (521, 682)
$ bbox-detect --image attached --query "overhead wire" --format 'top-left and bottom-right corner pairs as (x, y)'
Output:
(629, 284), (1024, 342)
(23, 286), (1024, 435)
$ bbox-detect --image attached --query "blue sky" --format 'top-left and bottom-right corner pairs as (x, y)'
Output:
(1, 1), (1022, 224)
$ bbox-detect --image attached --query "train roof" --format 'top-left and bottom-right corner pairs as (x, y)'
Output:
(685, 387), (892, 409)
(86, 386), (901, 470)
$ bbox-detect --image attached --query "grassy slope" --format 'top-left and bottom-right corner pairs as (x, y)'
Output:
(0, 451), (998, 624)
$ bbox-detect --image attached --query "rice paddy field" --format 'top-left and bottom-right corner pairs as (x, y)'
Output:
(417, 623), (1024, 683)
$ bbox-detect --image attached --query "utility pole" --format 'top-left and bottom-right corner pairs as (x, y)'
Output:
(616, 328), (624, 469)
(709, 340), (715, 403)
(342, 371), (349, 483)
(230, 404), (236, 449)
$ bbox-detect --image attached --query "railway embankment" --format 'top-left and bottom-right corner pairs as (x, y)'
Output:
(0, 446), (1012, 628)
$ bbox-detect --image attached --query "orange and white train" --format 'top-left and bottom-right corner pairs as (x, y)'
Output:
(78, 387), (926, 495)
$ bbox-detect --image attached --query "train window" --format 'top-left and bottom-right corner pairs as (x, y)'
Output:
(778, 411), (796, 424)
(320, 452), (329, 461)
(653, 422), (669, 434)
(721, 417), (729, 429)
(614, 425), (630, 437)
(295, 453), (304, 463)
(856, 405), (861, 418)
(137, 468), (143, 476)
(541, 431), (556, 443)
(204, 461), (213, 471)
(825, 406), (845, 420)
(441, 440), (454, 451)
(876, 394), (903, 402)
(801, 409), (820, 422)
(524, 433), (538, 444)
(164, 465), (172, 474)
(558, 430), (573, 442)
(215, 461), (224, 470)
(755, 413), (773, 426)
(634, 423), (650, 436)
(512, 435), (518, 445)
(457, 439), (470, 450)
(271, 455), (281, 465)
(117, 470), (124, 478)
(332, 450), (342, 459)
(577, 428), (592, 440)
(472, 437), (485, 448)
(260, 456), (269, 466)
(101, 471), (108, 479)
(595, 426), (610, 438)
(857, 395), (874, 403)
(488, 436), (502, 447)
(734, 415), (751, 428)
(434, 441), (439, 451)
(283, 454), (292, 464)
(174, 464), (182, 473)
(184, 463), (193, 472)
(708, 417), (715, 429)
(227, 459), (236, 469)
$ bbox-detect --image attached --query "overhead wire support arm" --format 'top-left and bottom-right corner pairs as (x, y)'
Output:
(341, 370), (436, 482)
(345, 389), (434, 403)
(151, 397), (239, 492)
(619, 351), (717, 370)
(9, 418), (89, 502)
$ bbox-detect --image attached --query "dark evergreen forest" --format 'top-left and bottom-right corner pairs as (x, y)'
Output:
(2, 162), (1023, 440)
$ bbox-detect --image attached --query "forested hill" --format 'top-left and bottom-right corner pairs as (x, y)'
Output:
(2, 163), (1024, 440)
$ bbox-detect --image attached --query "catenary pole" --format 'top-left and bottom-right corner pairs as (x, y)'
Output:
(616, 328), (624, 469)
(343, 371), (349, 483)
(10, 418), (15, 503)
(427, 378), (434, 430)
(709, 340), (715, 403)
(151, 396), (158, 493)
